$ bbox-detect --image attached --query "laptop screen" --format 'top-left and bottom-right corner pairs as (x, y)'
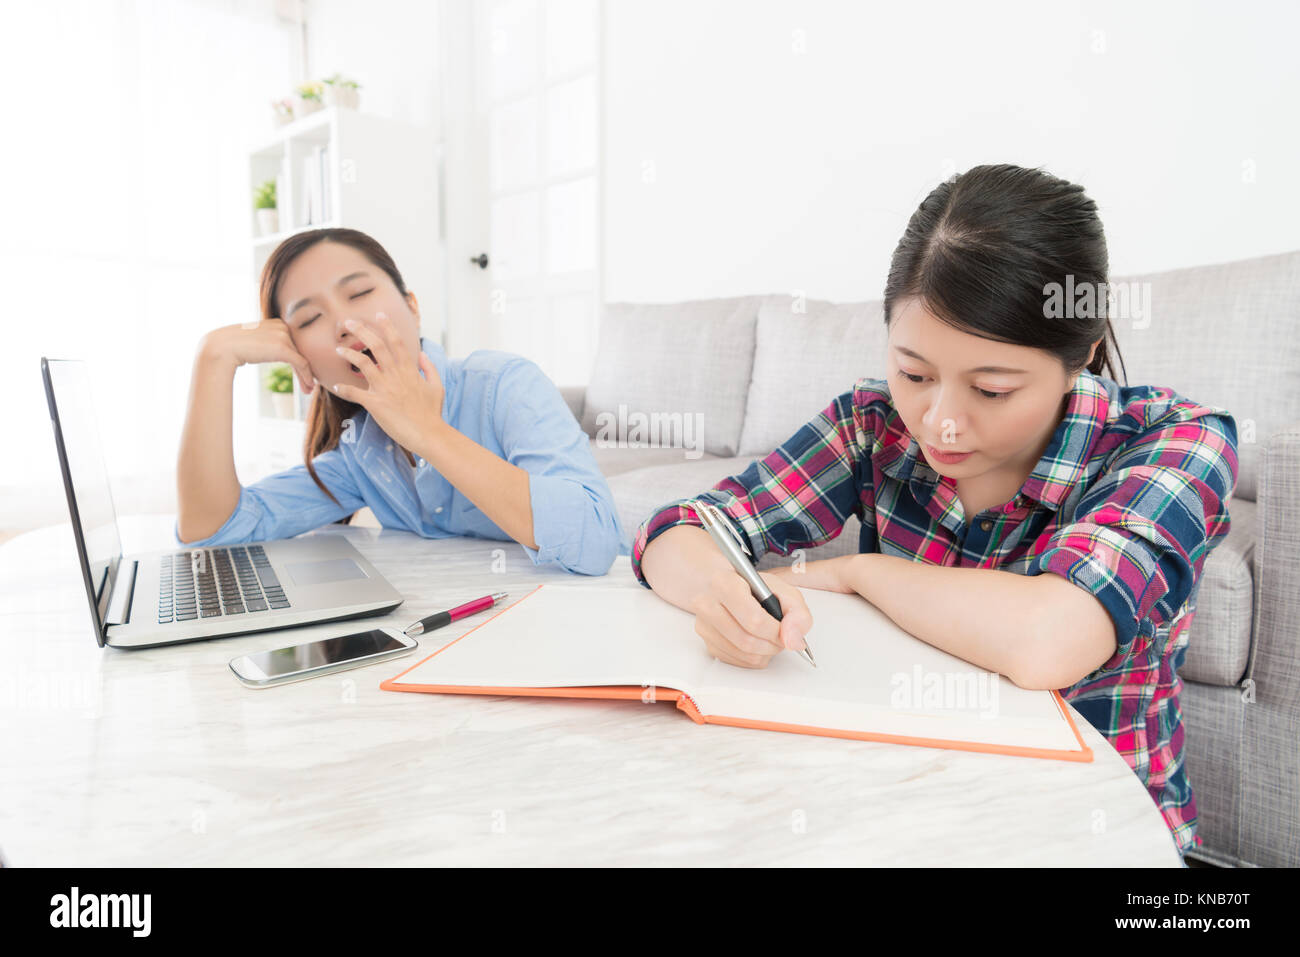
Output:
(41, 358), (123, 644)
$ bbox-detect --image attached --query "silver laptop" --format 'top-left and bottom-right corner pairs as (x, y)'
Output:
(42, 357), (404, 649)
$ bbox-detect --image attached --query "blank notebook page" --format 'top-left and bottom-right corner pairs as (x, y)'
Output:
(389, 583), (1081, 752)
(393, 583), (717, 694)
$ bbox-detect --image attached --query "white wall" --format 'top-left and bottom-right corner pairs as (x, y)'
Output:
(303, 0), (446, 339)
(602, 0), (1300, 304)
(2, 0), (300, 532)
(304, 0), (443, 138)
(7, 0), (1297, 535)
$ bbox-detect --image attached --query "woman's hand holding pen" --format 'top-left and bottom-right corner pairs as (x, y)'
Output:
(330, 311), (447, 456)
(687, 567), (813, 669)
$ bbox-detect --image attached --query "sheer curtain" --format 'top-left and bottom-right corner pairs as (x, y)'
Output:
(0, 0), (298, 532)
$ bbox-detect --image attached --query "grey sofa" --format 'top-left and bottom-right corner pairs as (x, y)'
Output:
(560, 249), (1300, 868)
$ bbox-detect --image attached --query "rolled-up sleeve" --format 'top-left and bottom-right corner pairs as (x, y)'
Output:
(173, 448), (366, 548)
(1027, 407), (1239, 658)
(491, 359), (623, 576)
(630, 389), (868, 588)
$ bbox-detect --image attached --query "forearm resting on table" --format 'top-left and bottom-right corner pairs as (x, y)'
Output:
(842, 553), (1112, 690)
(414, 420), (538, 551)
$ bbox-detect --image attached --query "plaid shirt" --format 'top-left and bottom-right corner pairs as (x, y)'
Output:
(631, 370), (1239, 859)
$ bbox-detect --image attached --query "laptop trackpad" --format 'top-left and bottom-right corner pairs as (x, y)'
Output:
(284, 558), (368, 586)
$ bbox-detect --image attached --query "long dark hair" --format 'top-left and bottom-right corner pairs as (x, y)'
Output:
(883, 163), (1127, 385)
(258, 227), (418, 511)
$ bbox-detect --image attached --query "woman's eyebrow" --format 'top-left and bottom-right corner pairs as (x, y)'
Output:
(894, 345), (1028, 375)
(285, 270), (371, 318)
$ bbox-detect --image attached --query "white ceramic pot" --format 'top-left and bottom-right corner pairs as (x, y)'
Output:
(325, 85), (359, 109)
(271, 392), (295, 419)
(296, 96), (323, 116)
(256, 207), (278, 236)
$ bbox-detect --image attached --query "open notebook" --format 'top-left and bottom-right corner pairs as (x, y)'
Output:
(380, 582), (1093, 762)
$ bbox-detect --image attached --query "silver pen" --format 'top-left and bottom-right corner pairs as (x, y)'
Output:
(691, 500), (816, 667)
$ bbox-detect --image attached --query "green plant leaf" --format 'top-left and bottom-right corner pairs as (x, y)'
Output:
(253, 179), (277, 209)
(266, 363), (294, 393)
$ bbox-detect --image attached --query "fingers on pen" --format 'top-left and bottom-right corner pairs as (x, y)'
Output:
(718, 590), (782, 647)
(768, 580), (812, 644)
(694, 616), (774, 669)
(709, 602), (784, 666)
(779, 618), (808, 652)
(780, 603), (813, 650)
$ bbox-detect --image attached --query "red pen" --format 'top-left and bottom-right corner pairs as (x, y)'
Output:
(403, 592), (509, 637)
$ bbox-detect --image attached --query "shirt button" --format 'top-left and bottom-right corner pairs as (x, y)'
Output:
(386, 443), (393, 452)
(435, 506), (443, 513)
(980, 519), (993, 532)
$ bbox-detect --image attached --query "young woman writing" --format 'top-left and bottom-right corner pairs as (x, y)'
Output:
(176, 227), (623, 576)
(632, 164), (1238, 861)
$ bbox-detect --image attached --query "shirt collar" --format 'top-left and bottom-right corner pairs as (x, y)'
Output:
(870, 369), (1112, 513)
(418, 335), (449, 384)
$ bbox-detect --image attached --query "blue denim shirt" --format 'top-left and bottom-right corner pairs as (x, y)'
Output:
(175, 337), (626, 576)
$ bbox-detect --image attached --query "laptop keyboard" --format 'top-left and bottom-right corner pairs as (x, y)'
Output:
(157, 544), (291, 623)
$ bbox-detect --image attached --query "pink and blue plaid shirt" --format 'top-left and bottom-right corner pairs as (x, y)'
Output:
(631, 369), (1239, 859)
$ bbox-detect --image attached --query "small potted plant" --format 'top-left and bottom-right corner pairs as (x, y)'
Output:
(294, 81), (324, 116)
(322, 73), (362, 109)
(253, 179), (278, 236)
(270, 97), (294, 127)
(266, 363), (295, 418)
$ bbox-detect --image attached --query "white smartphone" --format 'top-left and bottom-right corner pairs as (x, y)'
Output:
(229, 626), (418, 688)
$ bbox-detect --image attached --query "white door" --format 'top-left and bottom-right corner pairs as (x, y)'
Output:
(440, 0), (601, 387)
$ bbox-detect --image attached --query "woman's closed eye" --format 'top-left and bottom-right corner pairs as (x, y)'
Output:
(298, 289), (374, 328)
(898, 370), (1013, 401)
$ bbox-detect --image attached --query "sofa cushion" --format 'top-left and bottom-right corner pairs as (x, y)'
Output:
(1181, 496), (1256, 687)
(1109, 250), (1300, 502)
(582, 296), (762, 457)
(608, 453), (865, 563)
(738, 295), (890, 456)
(588, 441), (717, 479)
(607, 455), (759, 548)
(738, 252), (1300, 499)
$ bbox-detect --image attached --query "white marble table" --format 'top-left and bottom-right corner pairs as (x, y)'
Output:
(0, 515), (1183, 866)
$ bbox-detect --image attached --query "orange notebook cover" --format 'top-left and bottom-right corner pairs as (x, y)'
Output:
(380, 583), (1093, 763)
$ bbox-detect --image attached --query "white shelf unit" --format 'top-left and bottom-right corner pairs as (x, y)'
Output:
(247, 105), (442, 473)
